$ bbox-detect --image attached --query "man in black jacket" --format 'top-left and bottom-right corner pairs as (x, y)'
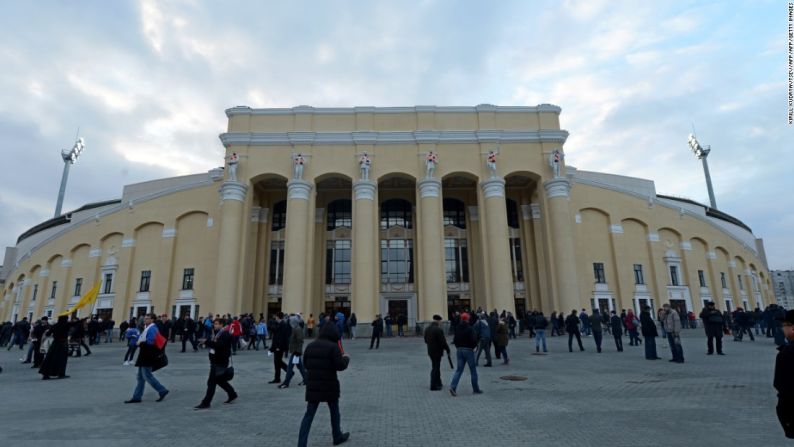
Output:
(610, 311), (624, 352)
(565, 310), (584, 352)
(370, 314), (383, 349)
(424, 315), (450, 391)
(449, 313), (482, 396)
(194, 318), (237, 409)
(699, 302), (726, 355)
(268, 312), (290, 384)
(774, 310), (794, 438)
(181, 314), (198, 352)
(298, 324), (350, 447)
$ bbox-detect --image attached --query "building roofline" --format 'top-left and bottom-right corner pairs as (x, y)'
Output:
(225, 104), (562, 117)
(16, 200), (122, 244)
(655, 195), (752, 233)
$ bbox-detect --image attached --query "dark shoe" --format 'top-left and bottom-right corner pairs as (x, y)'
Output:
(298, 381), (305, 386)
(57, 375), (70, 379)
(268, 379), (280, 384)
(223, 394), (238, 404)
(333, 432), (350, 445)
(156, 390), (169, 402)
(84, 352), (91, 356)
(483, 363), (492, 367)
(430, 387), (442, 391)
(278, 383), (289, 389)
(42, 376), (51, 380)
(717, 352), (725, 355)
(668, 359), (677, 362)
(21, 361), (31, 364)
(473, 390), (483, 394)
(449, 388), (457, 396)
(707, 352), (713, 355)
(124, 399), (142, 404)
(194, 403), (210, 410)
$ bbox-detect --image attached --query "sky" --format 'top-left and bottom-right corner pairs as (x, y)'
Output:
(0, 0), (791, 269)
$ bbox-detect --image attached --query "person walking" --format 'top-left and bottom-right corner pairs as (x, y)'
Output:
(279, 317), (308, 388)
(268, 312), (290, 384)
(180, 314), (198, 353)
(424, 314), (450, 391)
(494, 319), (510, 364)
(298, 324), (350, 447)
(550, 311), (559, 336)
(473, 313), (492, 366)
(349, 313), (357, 340)
(123, 324), (140, 365)
(306, 314), (315, 338)
(733, 308), (755, 342)
(625, 309), (641, 346)
(384, 314), (393, 337)
(610, 311), (624, 352)
(565, 310), (584, 352)
(255, 318), (268, 350)
(369, 314), (382, 349)
(396, 314), (406, 337)
(534, 312), (548, 353)
(774, 310), (794, 439)
(640, 306), (661, 360)
(589, 309), (603, 353)
(449, 313), (482, 396)
(699, 301), (726, 355)
(194, 318), (237, 409)
(71, 318), (91, 357)
(124, 313), (169, 403)
(663, 304), (684, 363)
(39, 315), (70, 380)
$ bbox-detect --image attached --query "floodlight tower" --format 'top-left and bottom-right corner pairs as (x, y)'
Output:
(54, 137), (85, 217)
(687, 133), (717, 209)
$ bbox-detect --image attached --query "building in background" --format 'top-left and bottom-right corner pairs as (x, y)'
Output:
(771, 270), (794, 309)
(0, 105), (774, 334)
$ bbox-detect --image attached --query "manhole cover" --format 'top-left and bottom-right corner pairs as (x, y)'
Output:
(500, 375), (528, 381)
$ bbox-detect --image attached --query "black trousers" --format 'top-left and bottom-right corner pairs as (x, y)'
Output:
(568, 331), (583, 351)
(273, 350), (287, 380)
(429, 355), (442, 389)
(181, 333), (198, 352)
(592, 331), (603, 352)
(707, 334), (723, 354)
(778, 398), (794, 439)
(370, 333), (380, 349)
(201, 366), (236, 406)
(614, 333), (623, 351)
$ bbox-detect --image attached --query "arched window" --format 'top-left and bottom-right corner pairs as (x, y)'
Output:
(506, 198), (520, 229)
(380, 199), (413, 230)
(271, 201), (287, 232)
(327, 199), (352, 230)
(443, 198), (466, 229)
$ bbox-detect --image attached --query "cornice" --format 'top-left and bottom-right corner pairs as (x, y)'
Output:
(225, 104), (562, 117)
(219, 130), (569, 146)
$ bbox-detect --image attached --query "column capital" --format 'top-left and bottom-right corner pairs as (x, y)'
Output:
(353, 180), (377, 201)
(220, 181), (248, 203)
(417, 177), (442, 199)
(287, 179), (313, 200)
(480, 177), (505, 199)
(543, 178), (571, 199)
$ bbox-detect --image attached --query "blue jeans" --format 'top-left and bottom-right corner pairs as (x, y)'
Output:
(386, 325), (393, 337)
(450, 348), (480, 392)
(535, 330), (547, 352)
(132, 367), (168, 400)
(283, 354), (307, 385)
(667, 333), (684, 362)
(298, 400), (342, 447)
(644, 336), (658, 359)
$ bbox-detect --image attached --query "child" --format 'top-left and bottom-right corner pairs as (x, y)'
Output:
(123, 325), (140, 366)
(774, 310), (794, 438)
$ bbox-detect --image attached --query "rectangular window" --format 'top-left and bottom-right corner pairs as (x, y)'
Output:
(698, 270), (706, 288)
(444, 239), (469, 283)
(593, 263), (606, 284)
(139, 271), (151, 292)
(720, 272), (727, 289)
(182, 268), (194, 290)
(510, 238), (524, 282)
(74, 278), (83, 296)
(103, 273), (113, 294)
(326, 240), (352, 284)
(633, 264), (645, 285)
(50, 281), (57, 299)
(380, 239), (414, 284)
(738, 275), (744, 290)
(269, 241), (285, 285)
(32, 284), (38, 301)
(669, 266), (679, 286)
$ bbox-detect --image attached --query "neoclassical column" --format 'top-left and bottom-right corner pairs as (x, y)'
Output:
(352, 180), (377, 325)
(213, 181), (248, 314)
(480, 177), (515, 313)
(543, 178), (580, 314)
(282, 179), (313, 314)
(417, 177), (446, 323)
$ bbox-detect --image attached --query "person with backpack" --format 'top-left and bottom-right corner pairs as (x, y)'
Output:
(124, 313), (169, 403)
(625, 309), (642, 346)
(255, 318), (268, 350)
(533, 312), (548, 353)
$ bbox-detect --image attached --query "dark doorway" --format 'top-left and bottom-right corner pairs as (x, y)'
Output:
(267, 298), (282, 318)
(447, 295), (471, 320)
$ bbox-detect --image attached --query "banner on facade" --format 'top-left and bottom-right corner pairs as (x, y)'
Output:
(58, 283), (100, 317)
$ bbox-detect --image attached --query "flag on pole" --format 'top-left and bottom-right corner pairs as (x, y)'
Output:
(58, 283), (100, 317)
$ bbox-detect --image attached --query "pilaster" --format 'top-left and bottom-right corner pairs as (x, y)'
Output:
(543, 178), (580, 314)
(479, 177), (514, 314)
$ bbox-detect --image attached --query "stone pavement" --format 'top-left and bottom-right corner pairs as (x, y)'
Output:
(0, 329), (785, 446)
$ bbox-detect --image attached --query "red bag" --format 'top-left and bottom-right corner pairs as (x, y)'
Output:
(154, 330), (167, 350)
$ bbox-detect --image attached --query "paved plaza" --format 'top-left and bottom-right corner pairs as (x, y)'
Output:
(0, 329), (785, 446)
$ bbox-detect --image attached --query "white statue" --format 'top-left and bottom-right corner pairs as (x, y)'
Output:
(293, 153), (305, 180)
(486, 150), (497, 178)
(425, 151), (438, 178)
(359, 152), (371, 180)
(227, 152), (238, 182)
(548, 149), (563, 178)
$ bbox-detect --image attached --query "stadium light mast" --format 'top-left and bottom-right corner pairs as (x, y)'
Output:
(687, 133), (717, 209)
(54, 136), (85, 217)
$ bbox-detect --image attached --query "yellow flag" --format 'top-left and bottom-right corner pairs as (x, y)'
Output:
(58, 283), (101, 317)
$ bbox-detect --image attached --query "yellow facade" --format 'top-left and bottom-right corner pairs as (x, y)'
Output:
(0, 105), (773, 331)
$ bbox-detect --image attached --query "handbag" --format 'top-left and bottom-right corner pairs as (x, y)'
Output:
(152, 349), (169, 372)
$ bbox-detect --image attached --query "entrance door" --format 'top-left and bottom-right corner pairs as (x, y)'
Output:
(267, 298), (282, 318)
(446, 295), (471, 320)
(514, 298), (526, 318)
(136, 306), (149, 318)
(179, 305), (192, 319)
(670, 299), (687, 317)
(388, 299), (408, 321)
(724, 299), (733, 312)
(636, 298), (651, 315)
(96, 308), (113, 321)
(596, 298), (612, 314)
(325, 296), (351, 319)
